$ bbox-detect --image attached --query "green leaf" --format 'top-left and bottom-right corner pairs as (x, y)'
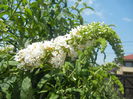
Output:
(38, 90), (48, 93)
(83, 3), (94, 11)
(25, 8), (32, 16)
(37, 74), (51, 89)
(49, 93), (59, 99)
(0, 4), (8, 9)
(22, 0), (28, 4)
(98, 38), (107, 53)
(8, 61), (19, 66)
(20, 77), (33, 99)
(1, 84), (11, 99)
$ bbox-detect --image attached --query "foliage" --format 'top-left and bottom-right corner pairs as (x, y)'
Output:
(0, 0), (93, 49)
(0, 0), (124, 99)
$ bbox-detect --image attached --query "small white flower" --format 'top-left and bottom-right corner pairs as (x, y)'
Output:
(43, 41), (55, 49)
(68, 46), (78, 60)
(49, 50), (66, 68)
(15, 42), (46, 67)
(70, 25), (86, 37)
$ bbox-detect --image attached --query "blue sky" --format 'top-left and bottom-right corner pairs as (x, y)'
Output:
(69, 0), (133, 63)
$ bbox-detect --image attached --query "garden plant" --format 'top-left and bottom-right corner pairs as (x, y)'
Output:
(0, 0), (124, 99)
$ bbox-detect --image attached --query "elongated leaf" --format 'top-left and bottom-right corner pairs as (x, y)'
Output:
(20, 77), (33, 99)
(49, 93), (59, 99)
(25, 8), (32, 16)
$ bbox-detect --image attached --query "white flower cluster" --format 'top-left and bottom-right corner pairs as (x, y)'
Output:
(15, 42), (46, 66)
(15, 25), (92, 68)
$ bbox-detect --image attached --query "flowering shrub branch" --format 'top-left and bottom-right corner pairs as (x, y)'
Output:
(0, 22), (124, 99)
(15, 22), (124, 69)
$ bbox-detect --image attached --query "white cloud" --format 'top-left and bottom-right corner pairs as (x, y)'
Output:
(68, 0), (94, 5)
(122, 17), (133, 22)
(87, 0), (94, 5)
(94, 11), (104, 18)
(82, 9), (104, 19)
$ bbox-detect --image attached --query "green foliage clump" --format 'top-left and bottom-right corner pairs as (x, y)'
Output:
(0, 0), (93, 49)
